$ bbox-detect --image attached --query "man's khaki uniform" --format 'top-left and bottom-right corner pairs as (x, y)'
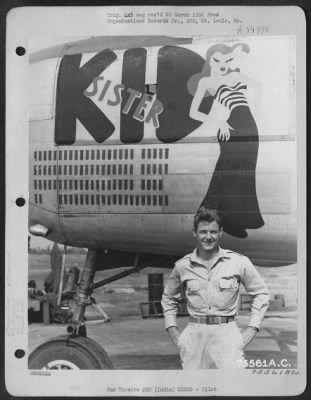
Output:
(161, 247), (270, 369)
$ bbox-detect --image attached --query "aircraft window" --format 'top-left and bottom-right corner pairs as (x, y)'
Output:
(153, 149), (157, 159)
(69, 194), (73, 205)
(153, 180), (157, 190)
(147, 165), (151, 174)
(124, 165), (128, 175)
(102, 195), (106, 205)
(85, 181), (89, 190)
(86, 150), (89, 160)
(107, 165), (111, 175)
(91, 195), (94, 205)
(80, 150), (84, 160)
(96, 195), (100, 205)
(64, 180), (67, 190)
(69, 151), (73, 161)
(91, 150), (95, 160)
(113, 180), (117, 190)
(64, 195), (68, 205)
(38, 152), (42, 161)
(112, 165), (116, 175)
(107, 196), (111, 206)
(147, 196), (151, 206)
(75, 195), (78, 205)
(108, 150), (111, 160)
(43, 166), (46, 176)
(54, 151), (57, 161)
(130, 165), (133, 175)
(59, 151), (62, 161)
(75, 151), (78, 160)
(43, 151), (47, 161)
(113, 149), (117, 159)
(96, 165), (99, 175)
(53, 165), (57, 175)
(34, 151), (37, 161)
(159, 149), (163, 159)
(136, 196), (139, 206)
(38, 180), (42, 190)
(118, 165), (122, 175)
(119, 195), (123, 205)
(153, 196), (157, 206)
(64, 151), (67, 161)
(142, 149), (145, 159)
(80, 195), (84, 205)
(124, 180), (128, 190)
(96, 180), (100, 190)
(34, 166), (37, 176)
(130, 180), (134, 190)
(85, 195), (89, 205)
(64, 166), (68, 175)
(142, 195), (145, 206)
(74, 180), (78, 190)
(34, 180), (37, 190)
(108, 180), (111, 190)
(159, 180), (163, 190)
(48, 180), (52, 190)
(159, 165), (162, 175)
(102, 165), (105, 175)
(165, 195), (169, 206)
(119, 150), (123, 160)
(165, 164), (168, 174)
(141, 165), (145, 175)
(147, 180), (151, 190)
(91, 181), (94, 190)
(80, 181), (83, 190)
(147, 149), (151, 159)
(101, 181), (105, 190)
(102, 150), (106, 160)
(125, 149), (128, 160)
(118, 180), (123, 190)
(90, 165), (94, 175)
(34, 194), (38, 203)
(80, 165), (83, 175)
(130, 149), (134, 160)
(69, 180), (73, 190)
(165, 149), (169, 159)
(48, 151), (52, 161)
(153, 164), (157, 175)
(97, 150), (100, 160)
(124, 195), (128, 205)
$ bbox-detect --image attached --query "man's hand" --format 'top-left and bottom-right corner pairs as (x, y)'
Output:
(167, 326), (180, 346)
(241, 326), (258, 347)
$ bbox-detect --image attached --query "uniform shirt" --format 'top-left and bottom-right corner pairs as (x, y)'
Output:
(161, 247), (270, 330)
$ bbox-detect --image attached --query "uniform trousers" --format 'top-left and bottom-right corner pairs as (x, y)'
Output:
(178, 321), (245, 369)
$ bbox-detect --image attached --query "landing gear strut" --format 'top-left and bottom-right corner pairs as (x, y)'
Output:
(29, 249), (114, 370)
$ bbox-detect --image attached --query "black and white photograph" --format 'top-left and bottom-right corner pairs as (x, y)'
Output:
(5, 5), (306, 396)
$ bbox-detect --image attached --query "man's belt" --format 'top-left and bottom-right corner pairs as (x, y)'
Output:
(189, 316), (235, 324)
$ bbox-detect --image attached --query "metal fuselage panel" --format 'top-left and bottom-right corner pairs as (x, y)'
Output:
(29, 37), (297, 266)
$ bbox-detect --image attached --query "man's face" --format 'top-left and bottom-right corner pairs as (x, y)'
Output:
(193, 220), (223, 254)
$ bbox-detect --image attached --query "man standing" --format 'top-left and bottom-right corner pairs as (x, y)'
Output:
(161, 207), (270, 369)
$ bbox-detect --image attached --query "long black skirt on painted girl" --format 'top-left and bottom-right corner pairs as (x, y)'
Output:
(200, 105), (264, 238)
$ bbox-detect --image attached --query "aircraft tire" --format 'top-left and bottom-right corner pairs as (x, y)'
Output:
(28, 335), (114, 370)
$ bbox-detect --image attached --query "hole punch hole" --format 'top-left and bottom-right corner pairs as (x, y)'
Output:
(16, 47), (26, 56)
(15, 349), (25, 359)
(16, 197), (25, 207)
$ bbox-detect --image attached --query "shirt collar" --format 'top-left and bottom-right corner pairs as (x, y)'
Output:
(190, 247), (231, 267)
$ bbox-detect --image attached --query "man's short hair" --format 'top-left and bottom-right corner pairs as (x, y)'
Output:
(193, 207), (223, 231)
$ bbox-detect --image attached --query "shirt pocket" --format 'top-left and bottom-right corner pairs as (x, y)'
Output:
(219, 276), (239, 290)
(186, 279), (200, 293)
(217, 276), (239, 310)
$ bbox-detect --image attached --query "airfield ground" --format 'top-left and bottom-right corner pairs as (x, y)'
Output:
(28, 253), (298, 369)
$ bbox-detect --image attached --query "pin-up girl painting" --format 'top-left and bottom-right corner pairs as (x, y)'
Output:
(188, 43), (264, 238)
